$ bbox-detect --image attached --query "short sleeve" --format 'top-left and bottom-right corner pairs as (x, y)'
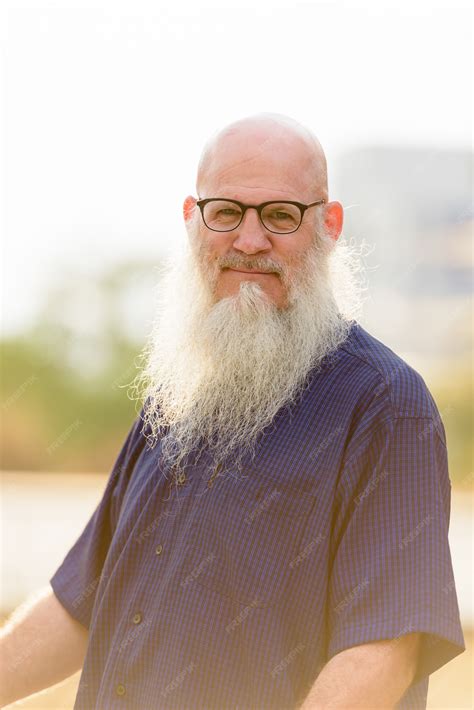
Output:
(327, 416), (465, 686)
(49, 412), (146, 629)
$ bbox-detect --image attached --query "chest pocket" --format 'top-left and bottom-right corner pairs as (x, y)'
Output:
(181, 467), (316, 609)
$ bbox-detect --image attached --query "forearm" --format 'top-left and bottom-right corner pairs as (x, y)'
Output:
(0, 585), (89, 708)
(299, 636), (419, 710)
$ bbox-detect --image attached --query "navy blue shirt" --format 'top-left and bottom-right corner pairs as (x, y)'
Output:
(50, 322), (465, 709)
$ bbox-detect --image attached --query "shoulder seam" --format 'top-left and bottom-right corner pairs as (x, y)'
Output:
(339, 342), (386, 378)
(343, 415), (444, 470)
(342, 415), (394, 471)
(338, 342), (401, 418)
(339, 342), (436, 420)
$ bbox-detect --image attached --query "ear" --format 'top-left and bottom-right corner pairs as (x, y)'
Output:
(323, 201), (344, 242)
(183, 195), (197, 222)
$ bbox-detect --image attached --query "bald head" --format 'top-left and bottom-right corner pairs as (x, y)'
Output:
(196, 113), (328, 203)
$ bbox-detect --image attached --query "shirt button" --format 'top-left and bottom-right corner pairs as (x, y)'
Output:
(116, 683), (126, 696)
(155, 544), (163, 555)
(132, 612), (142, 624)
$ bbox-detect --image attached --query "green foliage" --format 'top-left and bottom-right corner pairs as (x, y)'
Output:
(1, 334), (141, 472)
(0, 260), (157, 473)
(429, 366), (473, 488)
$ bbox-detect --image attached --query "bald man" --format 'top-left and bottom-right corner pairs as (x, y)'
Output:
(1, 114), (464, 710)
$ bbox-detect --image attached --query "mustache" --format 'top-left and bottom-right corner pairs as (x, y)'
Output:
(217, 254), (284, 276)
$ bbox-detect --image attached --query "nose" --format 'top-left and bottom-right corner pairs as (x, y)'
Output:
(231, 207), (272, 255)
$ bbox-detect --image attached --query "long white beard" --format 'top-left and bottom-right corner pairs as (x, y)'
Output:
(132, 223), (361, 476)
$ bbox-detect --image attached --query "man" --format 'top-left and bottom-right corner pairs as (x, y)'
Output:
(1, 113), (465, 709)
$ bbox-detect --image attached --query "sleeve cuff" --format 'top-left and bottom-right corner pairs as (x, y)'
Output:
(49, 568), (94, 630)
(327, 612), (466, 682)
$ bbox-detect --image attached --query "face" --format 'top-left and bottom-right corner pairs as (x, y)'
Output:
(183, 127), (343, 309)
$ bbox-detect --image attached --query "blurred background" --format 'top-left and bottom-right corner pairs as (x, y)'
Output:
(1, 0), (472, 707)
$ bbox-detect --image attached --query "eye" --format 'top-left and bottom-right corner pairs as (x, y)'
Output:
(261, 203), (301, 232)
(272, 211), (293, 220)
(267, 209), (296, 222)
(217, 208), (240, 216)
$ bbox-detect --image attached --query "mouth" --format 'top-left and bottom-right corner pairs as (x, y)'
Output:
(224, 267), (276, 275)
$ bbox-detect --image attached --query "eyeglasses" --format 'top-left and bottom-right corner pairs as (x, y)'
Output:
(196, 197), (326, 234)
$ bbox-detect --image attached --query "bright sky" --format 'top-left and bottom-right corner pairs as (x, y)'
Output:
(1, 0), (472, 333)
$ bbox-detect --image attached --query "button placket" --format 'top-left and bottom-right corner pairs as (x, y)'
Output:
(111, 606), (148, 700)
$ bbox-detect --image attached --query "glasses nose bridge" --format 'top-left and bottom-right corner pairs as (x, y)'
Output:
(239, 203), (265, 230)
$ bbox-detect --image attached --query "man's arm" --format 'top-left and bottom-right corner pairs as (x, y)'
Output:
(0, 584), (89, 708)
(299, 632), (421, 709)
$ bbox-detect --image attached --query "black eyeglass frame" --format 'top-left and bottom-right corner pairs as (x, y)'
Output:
(196, 197), (326, 234)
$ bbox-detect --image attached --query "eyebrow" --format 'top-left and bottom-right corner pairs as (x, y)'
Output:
(206, 194), (300, 203)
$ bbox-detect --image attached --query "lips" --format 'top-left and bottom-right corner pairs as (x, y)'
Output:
(226, 267), (274, 274)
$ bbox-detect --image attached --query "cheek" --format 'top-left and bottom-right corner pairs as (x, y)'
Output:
(200, 231), (232, 260)
(193, 236), (225, 283)
(275, 242), (310, 274)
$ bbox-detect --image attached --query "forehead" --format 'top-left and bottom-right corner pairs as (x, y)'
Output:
(198, 129), (321, 202)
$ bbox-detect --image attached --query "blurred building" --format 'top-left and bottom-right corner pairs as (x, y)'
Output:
(334, 146), (473, 364)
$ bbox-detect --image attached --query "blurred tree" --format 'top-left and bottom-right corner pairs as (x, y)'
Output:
(1, 259), (161, 472)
